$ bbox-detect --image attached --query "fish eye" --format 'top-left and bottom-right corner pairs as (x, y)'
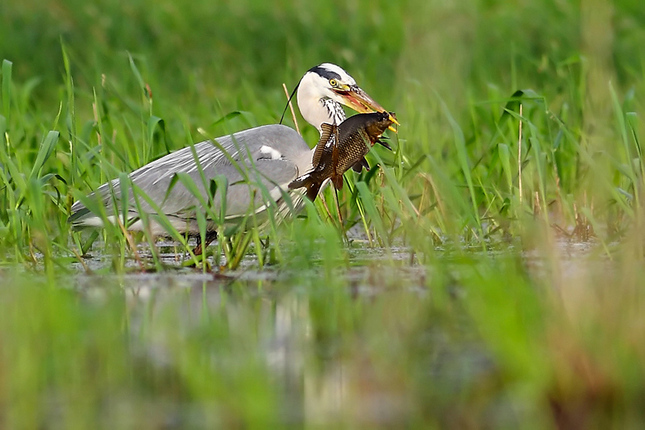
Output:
(329, 79), (338, 87)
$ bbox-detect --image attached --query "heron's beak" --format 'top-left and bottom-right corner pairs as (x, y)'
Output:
(335, 85), (400, 132)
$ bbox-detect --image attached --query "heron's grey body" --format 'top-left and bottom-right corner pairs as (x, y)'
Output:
(69, 124), (312, 235)
(69, 63), (391, 244)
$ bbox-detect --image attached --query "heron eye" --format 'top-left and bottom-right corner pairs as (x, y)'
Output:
(329, 79), (338, 87)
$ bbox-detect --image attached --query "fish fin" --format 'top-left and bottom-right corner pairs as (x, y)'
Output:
(376, 139), (392, 151)
(331, 174), (344, 190)
(331, 140), (340, 170)
(313, 123), (337, 167)
(320, 122), (336, 139)
(351, 157), (370, 172)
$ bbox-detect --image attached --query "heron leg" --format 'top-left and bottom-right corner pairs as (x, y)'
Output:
(193, 231), (218, 256)
(333, 185), (349, 244)
(333, 186), (343, 226)
(320, 196), (335, 223)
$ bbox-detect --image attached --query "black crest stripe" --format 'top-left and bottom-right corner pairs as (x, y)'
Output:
(308, 65), (342, 81)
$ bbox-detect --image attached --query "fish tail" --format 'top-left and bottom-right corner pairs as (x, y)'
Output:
(289, 173), (323, 201)
(306, 182), (322, 201)
(288, 174), (309, 190)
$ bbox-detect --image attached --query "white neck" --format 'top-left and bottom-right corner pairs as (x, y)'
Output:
(297, 73), (346, 133)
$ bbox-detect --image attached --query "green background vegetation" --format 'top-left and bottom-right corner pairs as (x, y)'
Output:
(1, 0), (645, 428)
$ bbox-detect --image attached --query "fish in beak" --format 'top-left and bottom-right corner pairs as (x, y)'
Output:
(334, 84), (399, 132)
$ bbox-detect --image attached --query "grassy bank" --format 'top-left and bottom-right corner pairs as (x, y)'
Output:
(1, 0), (645, 427)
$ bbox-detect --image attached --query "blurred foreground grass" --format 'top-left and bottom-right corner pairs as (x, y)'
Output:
(2, 0), (645, 427)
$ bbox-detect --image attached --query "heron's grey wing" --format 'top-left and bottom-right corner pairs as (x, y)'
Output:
(69, 124), (311, 226)
(68, 140), (231, 226)
(156, 124), (309, 218)
(221, 158), (300, 218)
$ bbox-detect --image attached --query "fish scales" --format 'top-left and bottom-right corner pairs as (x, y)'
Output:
(289, 111), (395, 200)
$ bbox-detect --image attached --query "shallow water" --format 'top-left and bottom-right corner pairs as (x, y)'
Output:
(60, 236), (606, 427)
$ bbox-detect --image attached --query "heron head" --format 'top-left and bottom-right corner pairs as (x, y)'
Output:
(300, 63), (385, 112)
(296, 63), (399, 131)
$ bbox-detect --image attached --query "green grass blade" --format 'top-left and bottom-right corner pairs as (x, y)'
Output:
(29, 131), (60, 180)
(1, 59), (11, 123)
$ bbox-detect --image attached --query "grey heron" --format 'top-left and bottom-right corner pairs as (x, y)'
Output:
(69, 63), (394, 252)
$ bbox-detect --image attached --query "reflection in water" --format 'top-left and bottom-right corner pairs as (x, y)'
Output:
(70, 238), (603, 427)
(74, 262), (432, 426)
